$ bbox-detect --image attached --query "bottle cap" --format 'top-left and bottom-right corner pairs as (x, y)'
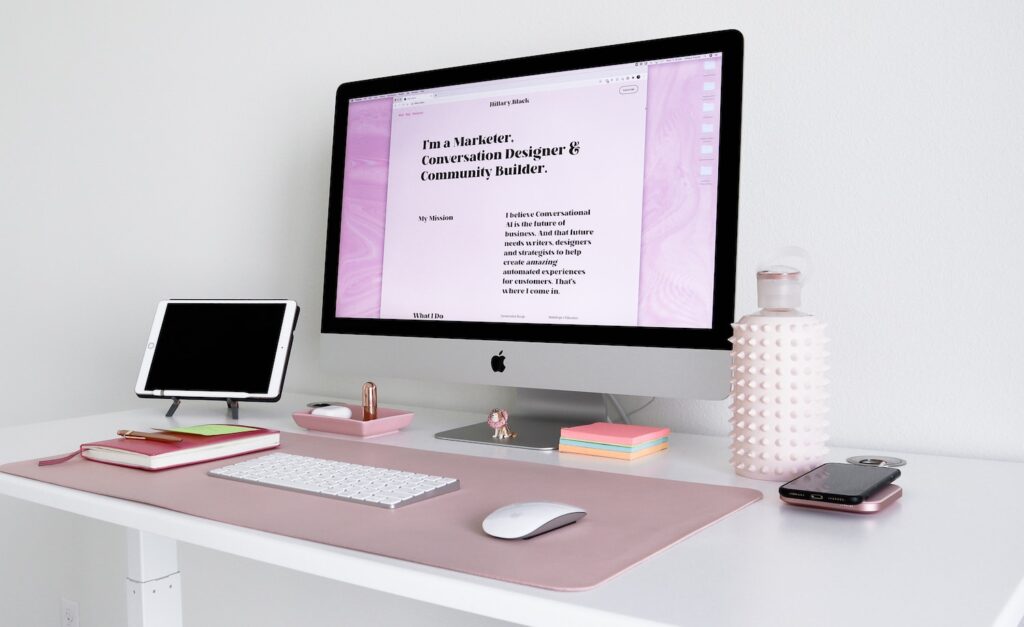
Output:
(362, 382), (377, 408)
(756, 265), (803, 310)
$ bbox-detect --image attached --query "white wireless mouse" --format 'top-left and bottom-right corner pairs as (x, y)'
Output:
(482, 502), (587, 540)
(310, 405), (353, 419)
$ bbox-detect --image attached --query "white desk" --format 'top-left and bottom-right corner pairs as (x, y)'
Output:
(1, 394), (1022, 627)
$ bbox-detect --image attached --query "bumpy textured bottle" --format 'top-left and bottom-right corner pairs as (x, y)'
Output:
(729, 266), (829, 481)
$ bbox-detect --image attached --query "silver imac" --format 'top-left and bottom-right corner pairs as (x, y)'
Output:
(321, 31), (743, 449)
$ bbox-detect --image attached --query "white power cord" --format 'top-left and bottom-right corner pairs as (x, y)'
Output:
(607, 395), (656, 424)
(628, 396), (656, 417)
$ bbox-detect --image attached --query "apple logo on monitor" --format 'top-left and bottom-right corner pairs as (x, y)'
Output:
(490, 351), (506, 373)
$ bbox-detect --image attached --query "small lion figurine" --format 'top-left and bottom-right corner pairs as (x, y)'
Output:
(486, 408), (515, 440)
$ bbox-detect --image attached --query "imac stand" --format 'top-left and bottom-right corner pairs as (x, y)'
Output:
(434, 389), (614, 451)
(165, 398), (240, 420)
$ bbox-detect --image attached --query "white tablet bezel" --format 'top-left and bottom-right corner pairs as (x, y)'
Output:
(135, 299), (298, 401)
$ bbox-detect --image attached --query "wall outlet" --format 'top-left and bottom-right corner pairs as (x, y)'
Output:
(60, 597), (79, 627)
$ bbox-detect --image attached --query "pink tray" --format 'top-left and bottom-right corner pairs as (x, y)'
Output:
(292, 405), (414, 438)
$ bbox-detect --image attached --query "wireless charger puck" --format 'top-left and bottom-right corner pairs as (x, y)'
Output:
(846, 455), (906, 468)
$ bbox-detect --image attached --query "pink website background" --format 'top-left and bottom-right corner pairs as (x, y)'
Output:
(335, 58), (719, 328)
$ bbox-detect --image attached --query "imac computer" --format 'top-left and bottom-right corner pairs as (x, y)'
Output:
(321, 30), (743, 449)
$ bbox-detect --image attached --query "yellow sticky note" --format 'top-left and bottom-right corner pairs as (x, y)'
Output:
(162, 424), (258, 437)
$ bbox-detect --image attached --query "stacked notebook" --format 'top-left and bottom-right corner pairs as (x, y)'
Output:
(559, 423), (670, 460)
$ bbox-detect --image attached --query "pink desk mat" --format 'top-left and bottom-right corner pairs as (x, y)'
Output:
(1, 432), (761, 591)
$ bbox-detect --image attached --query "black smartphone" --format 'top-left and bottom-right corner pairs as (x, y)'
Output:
(779, 463), (901, 505)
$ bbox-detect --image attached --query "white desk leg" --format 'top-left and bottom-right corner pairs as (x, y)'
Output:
(125, 530), (183, 627)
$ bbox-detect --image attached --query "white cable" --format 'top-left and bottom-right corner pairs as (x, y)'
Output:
(628, 396), (656, 417)
(607, 395), (631, 424)
(607, 395), (657, 423)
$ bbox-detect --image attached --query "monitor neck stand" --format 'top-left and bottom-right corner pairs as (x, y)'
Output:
(165, 398), (240, 420)
(434, 388), (613, 451)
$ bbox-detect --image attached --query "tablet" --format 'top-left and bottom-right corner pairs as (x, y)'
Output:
(135, 300), (299, 402)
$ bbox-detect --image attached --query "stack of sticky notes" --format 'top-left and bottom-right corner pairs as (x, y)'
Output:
(559, 423), (670, 460)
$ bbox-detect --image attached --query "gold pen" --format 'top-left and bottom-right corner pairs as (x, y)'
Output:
(117, 430), (182, 443)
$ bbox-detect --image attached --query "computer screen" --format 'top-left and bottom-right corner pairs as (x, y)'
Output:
(335, 54), (722, 335)
(145, 303), (286, 393)
(321, 31), (741, 409)
(136, 300), (298, 401)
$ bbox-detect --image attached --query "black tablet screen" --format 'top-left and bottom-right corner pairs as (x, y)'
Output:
(145, 303), (287, 394)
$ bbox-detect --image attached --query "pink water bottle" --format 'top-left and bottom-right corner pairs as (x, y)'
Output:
(729, 261), (829, 481)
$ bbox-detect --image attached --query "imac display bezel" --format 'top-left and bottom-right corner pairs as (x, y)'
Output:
(321, 30), (742, 352)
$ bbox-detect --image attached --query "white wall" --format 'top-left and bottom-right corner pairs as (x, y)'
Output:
(2, 1), (1022, 625)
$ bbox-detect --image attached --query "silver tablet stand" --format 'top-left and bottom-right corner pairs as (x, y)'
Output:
(165, 398), (240, 420)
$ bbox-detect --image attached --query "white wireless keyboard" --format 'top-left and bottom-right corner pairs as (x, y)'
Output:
(208, 452), (460, 509)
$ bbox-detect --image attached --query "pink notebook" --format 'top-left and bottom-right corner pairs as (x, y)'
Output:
(79, 426), (280, 470)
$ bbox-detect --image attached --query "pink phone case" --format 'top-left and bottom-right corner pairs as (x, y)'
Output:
(780, 484), (902, 514)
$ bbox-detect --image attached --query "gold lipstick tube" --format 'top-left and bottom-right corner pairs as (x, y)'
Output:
(361, 382), (378, 421)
